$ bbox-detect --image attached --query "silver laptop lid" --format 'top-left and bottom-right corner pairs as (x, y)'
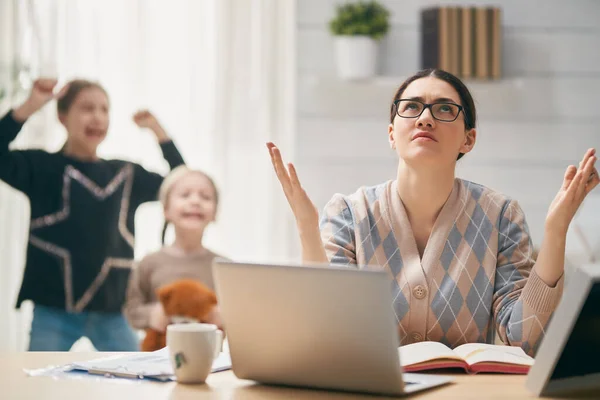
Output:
(526, 264), (600, 397)
(212, 259), (408, 395)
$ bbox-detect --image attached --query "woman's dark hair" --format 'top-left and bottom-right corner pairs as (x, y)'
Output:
(57, 79), (109, 114)
(389, 69), (476, 160)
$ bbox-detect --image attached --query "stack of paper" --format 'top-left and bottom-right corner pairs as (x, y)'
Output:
(70, 348), (231, 381)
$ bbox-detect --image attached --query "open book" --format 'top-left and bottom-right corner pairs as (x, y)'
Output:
(399, 342), (534, 374)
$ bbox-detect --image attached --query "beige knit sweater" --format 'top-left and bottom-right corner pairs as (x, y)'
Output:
(124, 247), (221, 329)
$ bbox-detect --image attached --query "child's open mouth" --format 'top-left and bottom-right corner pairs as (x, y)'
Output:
(85, 127), (106, 138)
(182, 212), (205, 220)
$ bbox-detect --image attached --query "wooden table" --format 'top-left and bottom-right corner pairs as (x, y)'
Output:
(1, 352), (598, 399)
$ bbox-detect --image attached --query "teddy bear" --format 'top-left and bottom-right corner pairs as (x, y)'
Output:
(141, 279), (218, 352)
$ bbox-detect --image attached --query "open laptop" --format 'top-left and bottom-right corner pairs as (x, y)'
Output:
(526, 264), (600, 397)
(212, 259), (452, 396)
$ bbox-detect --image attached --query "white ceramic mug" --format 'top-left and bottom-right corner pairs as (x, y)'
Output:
(167, 323), (223, 384)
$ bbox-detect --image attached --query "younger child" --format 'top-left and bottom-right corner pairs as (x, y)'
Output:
(125, 166), (224, 333)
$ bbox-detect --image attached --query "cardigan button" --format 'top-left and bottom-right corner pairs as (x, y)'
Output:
(411, 332), (423, 342)
(413, 285), (427, 300)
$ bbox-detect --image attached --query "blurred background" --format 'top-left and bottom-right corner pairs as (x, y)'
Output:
(0, 0), (598, 352)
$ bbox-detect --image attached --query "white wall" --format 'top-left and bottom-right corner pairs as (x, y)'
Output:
(295, 0), (600, 251)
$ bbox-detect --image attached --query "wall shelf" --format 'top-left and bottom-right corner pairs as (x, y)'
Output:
(298, 74), (597, 121)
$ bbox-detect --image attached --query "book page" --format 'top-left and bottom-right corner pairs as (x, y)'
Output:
(399, 341), (463, 367)
(453, 343), (534, 367)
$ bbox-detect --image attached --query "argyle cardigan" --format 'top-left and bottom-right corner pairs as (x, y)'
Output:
(319, 178), (564, 356)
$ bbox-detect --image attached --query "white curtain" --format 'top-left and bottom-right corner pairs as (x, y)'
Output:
(0, 0), (34, 355)
(0, 0), (296, 352)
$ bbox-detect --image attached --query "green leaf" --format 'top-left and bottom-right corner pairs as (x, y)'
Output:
(328, 1), (391, 39)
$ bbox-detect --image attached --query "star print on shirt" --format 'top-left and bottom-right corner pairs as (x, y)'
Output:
(29, 164), (136, 312)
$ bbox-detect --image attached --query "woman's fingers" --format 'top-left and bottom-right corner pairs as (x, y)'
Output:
(266, 143), (283, 174)
(565, 148), (597, 198)
(561, 165), (577, 191)
(586, 171), (600, 195)
(267, 143), (293, 195)
(269, 144), (288, 180)
(587, 166), (598, 183)
(576, 154), (597, 199)
(288, 162), (302, 188)
(584, 162), (599, 196)
(579, 148), (595, 169)
(567, 166), (585, 198)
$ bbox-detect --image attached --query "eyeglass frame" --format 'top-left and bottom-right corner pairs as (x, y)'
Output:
(393, 99), (466, 123)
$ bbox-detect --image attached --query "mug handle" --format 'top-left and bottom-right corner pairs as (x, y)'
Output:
(213, 329), (224, 360)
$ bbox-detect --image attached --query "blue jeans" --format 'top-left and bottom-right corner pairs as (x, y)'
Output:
(28, 304), (139, 351)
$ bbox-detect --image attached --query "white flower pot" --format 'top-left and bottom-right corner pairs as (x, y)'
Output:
(334, 36), (379, 80)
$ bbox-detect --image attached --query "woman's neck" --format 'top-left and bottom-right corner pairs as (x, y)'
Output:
(171, 228), (206, 255)
(396, 161), (455, 224)
(62, 141), (98, 161)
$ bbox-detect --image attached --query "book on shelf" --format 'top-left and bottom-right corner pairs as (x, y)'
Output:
(420, 6), (502, 80)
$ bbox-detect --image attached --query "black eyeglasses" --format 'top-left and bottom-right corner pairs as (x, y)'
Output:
(393, 99), (464, 122)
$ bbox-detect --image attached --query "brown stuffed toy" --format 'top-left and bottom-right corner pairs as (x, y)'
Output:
(141, 279), (218, 352)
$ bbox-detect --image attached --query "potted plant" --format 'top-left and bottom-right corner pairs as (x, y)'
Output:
(329, 1), (390, 80)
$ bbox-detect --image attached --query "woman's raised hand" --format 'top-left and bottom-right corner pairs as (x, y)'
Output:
(546, 148), (599, 235)
(267, 142), (319, 230)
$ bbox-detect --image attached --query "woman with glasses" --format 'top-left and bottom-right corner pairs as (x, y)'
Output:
(267, 69), (598, 356)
